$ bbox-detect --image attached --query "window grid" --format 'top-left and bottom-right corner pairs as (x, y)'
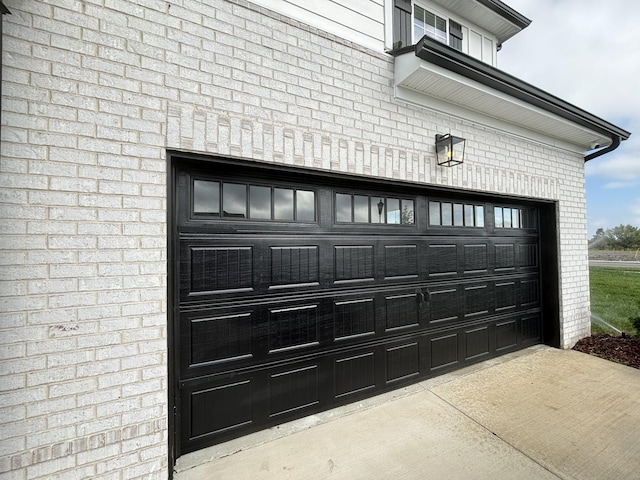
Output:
(429, 201), (485, 227)
(494, 207), (536, 229)
(414, 5), (447, 45)
(336, 193), (415, 225)
(193, 179), (316, 223)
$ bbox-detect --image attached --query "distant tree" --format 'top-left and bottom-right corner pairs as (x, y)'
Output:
(608, 224), (640, 250)
(589, 224), (640, 250)
(589, 228), (609, 250)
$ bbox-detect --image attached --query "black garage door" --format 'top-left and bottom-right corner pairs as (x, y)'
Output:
(172, 159), (542, 455)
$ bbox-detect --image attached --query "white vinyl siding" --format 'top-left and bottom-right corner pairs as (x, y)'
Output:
(469, 29), (482, 59)
(247, 0), (385, 52)
(483, 36), (494, 65)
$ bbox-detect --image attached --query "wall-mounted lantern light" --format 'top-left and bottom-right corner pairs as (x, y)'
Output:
(435, 133), (465, 167)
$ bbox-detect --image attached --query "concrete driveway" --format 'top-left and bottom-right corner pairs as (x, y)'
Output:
(174, 345), (640, 480)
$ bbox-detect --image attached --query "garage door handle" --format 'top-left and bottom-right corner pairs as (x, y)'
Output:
(416, 289), (430, 305)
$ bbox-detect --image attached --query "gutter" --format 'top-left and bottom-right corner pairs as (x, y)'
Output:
(392, 37), (631, 161)
(584, 135), (621, 162)
(411, 37), (631, 141)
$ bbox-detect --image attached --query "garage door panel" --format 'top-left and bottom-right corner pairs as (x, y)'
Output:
(384, 244), (419, 279)
(428, 244), (458, 276)
(334, 351), (376, 398)
(495, 281), (517, 311)
(521, 314), (541, 342)
(181, 307), (260, 376)
(180, 242), (255, 299)
(496, 319), (518, 351)
(181, 276), (538, 378)
(269, 364), (320, 417)
(334, 245), (375, 282)
(267, 304), (319, 353)
(182, 371), (260, 449)
(428, 286), (460, 324)
(384, 293), (421, 331)
(333, 298), (376, 340)
(189, 379), (254, 440)
(520, 278), (540, 307)
(269, 245), (320, 287)
(385, 342), (420, 383)
(430, 333), (459, 371)
(189, 245), (253, 294)
(189, 312), (253, 366)
(495, 243), (516, 271)
(464, 283), (491, 318)
(464, 325), (490, 361)
(518, 242), (539, 269)
(463, 243), (489, 273)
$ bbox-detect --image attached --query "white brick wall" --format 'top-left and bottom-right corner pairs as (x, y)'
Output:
(1, 0), (590, 477)
(1, 0), (169, 477)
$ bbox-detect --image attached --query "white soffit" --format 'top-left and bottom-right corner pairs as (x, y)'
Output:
(395, 53), (611, 149)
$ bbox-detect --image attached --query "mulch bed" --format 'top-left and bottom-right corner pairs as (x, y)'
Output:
(573, 334), (640, 369)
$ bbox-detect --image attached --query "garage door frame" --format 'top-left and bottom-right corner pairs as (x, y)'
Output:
(167, 150), (560, 465)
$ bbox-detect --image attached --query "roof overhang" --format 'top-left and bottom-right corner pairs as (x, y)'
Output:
(394, 37), (630, 155)
(429, 0), (531, 44)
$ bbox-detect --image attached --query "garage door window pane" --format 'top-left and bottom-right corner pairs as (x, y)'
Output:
(429, 201), (441, 225)
(354, 195), (369, 223)
(336, 193), (351, 222)
(512, 209), (520, 228)
(386, 198), (400, 224)
(441, 203), (453, 226)
(503, 208), (512, 228)
(475, 206), (485, 227)
(250, 186), (271, 219)
(194, 180), (220, 216)
(494, 207), (503, 228)
(296, 190), (315, 222)
(453, 203), (464, 226)
(223, 183), (246, 218)
(274, 188), (294, 220)
(401, 200), (414, 224)
(464, 205), (474, 226)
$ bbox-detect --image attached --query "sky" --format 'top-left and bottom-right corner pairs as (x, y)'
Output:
(497, 0), (640, 237)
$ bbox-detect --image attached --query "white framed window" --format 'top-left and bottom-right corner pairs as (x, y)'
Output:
(413, 3), (463, 52)
(414, 5), (447, 44)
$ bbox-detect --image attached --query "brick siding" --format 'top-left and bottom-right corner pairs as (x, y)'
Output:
(0, 0), (590, 478)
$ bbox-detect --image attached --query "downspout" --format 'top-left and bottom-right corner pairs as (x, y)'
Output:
(584, 135), (621, 162)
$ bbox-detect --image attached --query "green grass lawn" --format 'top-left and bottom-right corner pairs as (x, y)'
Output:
(589, 266), (640, 335)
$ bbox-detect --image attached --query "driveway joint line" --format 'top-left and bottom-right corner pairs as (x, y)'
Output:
(429, 388), (567, 480)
